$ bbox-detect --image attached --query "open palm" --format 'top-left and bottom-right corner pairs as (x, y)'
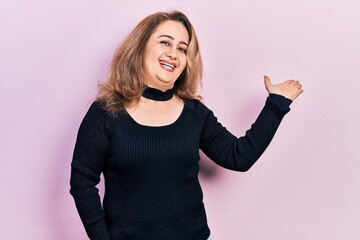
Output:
(264, 75), (304, 101)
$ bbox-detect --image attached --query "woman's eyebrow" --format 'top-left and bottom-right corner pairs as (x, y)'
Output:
(158, 34), (188, 46)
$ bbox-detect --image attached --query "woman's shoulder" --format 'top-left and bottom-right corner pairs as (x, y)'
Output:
(86, 100), (109, 116)
(184, 98), (211, 115)
(81, 100), (119, 125)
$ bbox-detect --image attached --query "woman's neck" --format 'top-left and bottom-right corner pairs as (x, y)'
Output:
(141, 85), (174, 101)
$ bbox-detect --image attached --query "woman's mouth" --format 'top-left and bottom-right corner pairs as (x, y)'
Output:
(159, 60), (176, 72)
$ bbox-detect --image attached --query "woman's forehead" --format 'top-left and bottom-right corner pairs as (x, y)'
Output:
(152, 20), (189, 44)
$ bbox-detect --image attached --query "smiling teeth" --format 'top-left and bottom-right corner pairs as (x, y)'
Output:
(160, 61), (175, 69)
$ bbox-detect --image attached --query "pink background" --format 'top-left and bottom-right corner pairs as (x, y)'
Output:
(1, 0), (359, 239)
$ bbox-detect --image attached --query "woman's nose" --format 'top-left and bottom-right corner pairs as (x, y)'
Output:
(166, 46), (177, 59)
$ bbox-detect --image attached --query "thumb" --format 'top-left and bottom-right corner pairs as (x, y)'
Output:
(264, 75), (271, 88)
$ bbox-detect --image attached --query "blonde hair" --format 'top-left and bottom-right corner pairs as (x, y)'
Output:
(96, 10), (203, 115)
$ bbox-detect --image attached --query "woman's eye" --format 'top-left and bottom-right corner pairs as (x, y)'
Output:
(178, 47), (187, 54)
(160, 41), (170, 46)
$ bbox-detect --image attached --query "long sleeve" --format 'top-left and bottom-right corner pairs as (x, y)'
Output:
(200, 94), (292, 171)
(70, 102), (111, 240)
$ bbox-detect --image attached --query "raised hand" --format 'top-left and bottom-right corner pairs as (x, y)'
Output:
(264, 75), (304, 101)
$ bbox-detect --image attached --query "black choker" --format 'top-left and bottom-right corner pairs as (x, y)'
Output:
(141, 86), (174, 101)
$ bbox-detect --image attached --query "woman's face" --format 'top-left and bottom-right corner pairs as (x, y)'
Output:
(144, 20), (189, 91)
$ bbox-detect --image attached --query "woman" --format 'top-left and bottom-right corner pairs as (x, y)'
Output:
(70, 10), (303, 240)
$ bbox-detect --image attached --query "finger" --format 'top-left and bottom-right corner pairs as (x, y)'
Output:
(264, 75), (271, 87)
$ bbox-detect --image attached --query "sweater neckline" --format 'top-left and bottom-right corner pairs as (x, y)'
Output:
(141, 86), (174, 101)
(124, 100), (187, 128)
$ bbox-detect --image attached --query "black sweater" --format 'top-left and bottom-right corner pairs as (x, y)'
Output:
(70, 94), (292, 240)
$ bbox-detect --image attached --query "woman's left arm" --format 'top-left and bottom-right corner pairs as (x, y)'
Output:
(200, 76), (303, 171)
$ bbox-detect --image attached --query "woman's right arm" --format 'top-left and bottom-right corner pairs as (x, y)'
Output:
(70, 102), (111, 240)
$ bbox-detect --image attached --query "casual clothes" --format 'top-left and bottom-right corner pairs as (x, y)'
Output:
(70, 94), (291, 239)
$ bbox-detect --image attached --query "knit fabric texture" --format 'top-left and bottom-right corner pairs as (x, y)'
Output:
(70, 94), (292, 240)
